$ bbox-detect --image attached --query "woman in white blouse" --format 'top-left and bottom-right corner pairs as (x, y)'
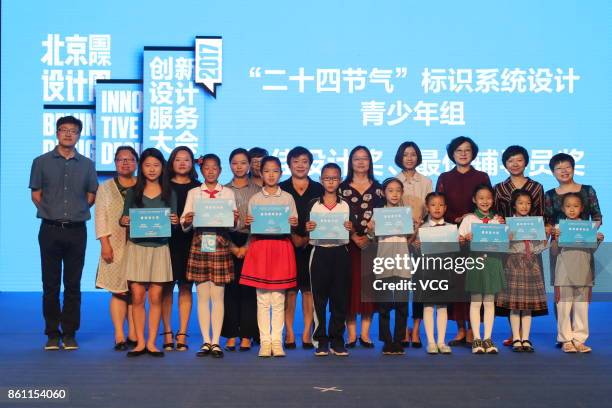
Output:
(394, 141), (433, 348)
(94, 146), (138, 350)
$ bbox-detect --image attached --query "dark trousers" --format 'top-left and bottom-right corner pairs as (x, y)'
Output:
(221, 232), (259, 340)
(38, 222), (87, 337)
(310, 246), (350, 348)
(378, 278), (408, 344)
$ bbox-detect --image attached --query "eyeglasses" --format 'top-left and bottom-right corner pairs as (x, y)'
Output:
(58, 127), (80, 135)
(115, 158), (136, 164)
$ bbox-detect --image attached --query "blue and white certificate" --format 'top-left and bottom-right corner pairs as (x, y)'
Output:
(129, 208), (171, 238)
(471, 224), (510, 253)
(310, 212), (349, 240)
(251, 205), (291, 234)
(507, 216), (546, 241)
(418, 224), (460, 254)
(373, 207), (413, 236)
(194, 198), (234, 228)
(558, 220), (598, 249)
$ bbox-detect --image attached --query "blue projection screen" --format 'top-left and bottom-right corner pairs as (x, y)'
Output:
(1, 0), (610, 290)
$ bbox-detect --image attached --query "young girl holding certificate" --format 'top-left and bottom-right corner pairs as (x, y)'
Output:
(413, 192), (459, 355)
(181, 154), (238, 359)
(459, 184), (505, 354)
(367, 177), (412, 355)
(496, 190), (548, 352)
(552, 193), (604, 353)
(240, 156), (299, 357)
(119, 148), (178, 357)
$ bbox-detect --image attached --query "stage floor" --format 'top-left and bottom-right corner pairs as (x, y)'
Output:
(1, 292), (611, 408)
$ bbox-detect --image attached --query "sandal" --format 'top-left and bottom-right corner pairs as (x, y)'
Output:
(511, 340), (523, 352)
(160, 331), (174, 351)
(521, 339), (534, 353)
(210, 344), (224, 358)
(175, 333), (189, 351)
(196, 343), (212, 357)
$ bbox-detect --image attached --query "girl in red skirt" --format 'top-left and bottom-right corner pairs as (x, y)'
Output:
(240, 156), (298, 357)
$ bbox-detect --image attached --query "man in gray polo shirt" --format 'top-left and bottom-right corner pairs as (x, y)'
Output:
(29, 116), (98, 350)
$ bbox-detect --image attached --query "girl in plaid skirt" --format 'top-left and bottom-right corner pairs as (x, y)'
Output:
(181, 154), (238, 359)
(496, 189), (548, 352)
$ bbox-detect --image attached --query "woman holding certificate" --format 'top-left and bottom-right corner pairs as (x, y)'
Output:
(94, 146), (138, 351)
(181, 154), (238, 359)
(339, 146), (384, 349)
(435, 136), (491, 346)
(394, 141), (433, 348)
(119, 148), (179, 357)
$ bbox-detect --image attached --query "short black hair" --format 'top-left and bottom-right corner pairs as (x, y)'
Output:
(425, 191), (446, 206)
(200, 153), (221, 168)
(394, 141), (423, 169)
(287, 146), (313, 165)
(446, 136), (479, 164)
(549, 153), (575, 172)
(510, 188), (532, 211)
(562, 192), (584, 207)
(229, 148), (250, 163)
(249, 147), (268, 159)
(260, 156), (282, 170)
(502, 145), (530, 167)
(321, 162), (341, 176)
(56, 116), (83, 134)
(114, 146), (139, 162)
(472, 183), (494, 199)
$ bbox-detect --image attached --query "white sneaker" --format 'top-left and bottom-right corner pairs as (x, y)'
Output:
(572, 341), (592, 353)
(437, 343), (452, 354)
(258, 341), (272, 357)
(271, 341), (285, 357)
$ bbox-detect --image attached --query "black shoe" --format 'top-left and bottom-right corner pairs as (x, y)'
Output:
(196, 343), (212, 357)
(400, 341), (410, 348)
(224, 345), (236, 352)
(284, 342), (297, 349)
(345, 340), (357, 348)
(330, 344), (349, 356)
(382, 343), (394, 355)
(448, 337), (467, 347)
(392, 342), (405, 355)
(359, 337), (375, 348)
(410, 340), (422, 349)
(127, 348), (147, 357)
(126, 338), (138, 348)
(147, 349), (165, 357)
(511, 340), (524, 352)
(302, 342), (314, 350)
(175, 333), (189, 351)
(210, 344), (224, 358)
(114, 341), (128, 351)
(314, 345), (329, 356)
(44, 337), (61, 351)
(62, 336), (79, 350)
(160, 331), (174, 351)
